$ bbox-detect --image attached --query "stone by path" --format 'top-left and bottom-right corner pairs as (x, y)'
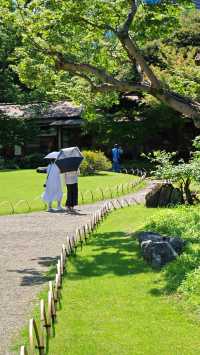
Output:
(0, 181), (155, 355)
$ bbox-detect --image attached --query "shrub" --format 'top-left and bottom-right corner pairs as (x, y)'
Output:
(0, 158), (20, 170)
(178, 267), (200, 307)
(18, 153), (44, 169)
(144, 206), (200, 242)
(80, 150), (112, 175)
(0, 153), (44, 170)
(143, 206), (200, 309)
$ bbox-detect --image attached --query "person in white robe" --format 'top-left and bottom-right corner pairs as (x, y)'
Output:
(42, 161), (64, 211)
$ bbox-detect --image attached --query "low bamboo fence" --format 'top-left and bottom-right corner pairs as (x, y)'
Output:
(0, 173), (146, 215)
(19, 175), (146, 354)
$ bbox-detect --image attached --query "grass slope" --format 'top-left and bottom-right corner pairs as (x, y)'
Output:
(0, 170), (140, 214)
(48, 206), (200, 355)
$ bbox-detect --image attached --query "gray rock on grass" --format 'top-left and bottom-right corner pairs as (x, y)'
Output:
(137, 231), (186, 268)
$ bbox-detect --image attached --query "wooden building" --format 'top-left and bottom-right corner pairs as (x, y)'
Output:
(0, 101), (84, 156)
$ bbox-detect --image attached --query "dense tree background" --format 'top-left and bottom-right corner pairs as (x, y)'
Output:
(83, 7), (200, 158)
(0, 0), (200, 160)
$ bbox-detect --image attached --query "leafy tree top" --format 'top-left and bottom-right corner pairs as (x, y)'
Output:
(1, 0), (200, 125)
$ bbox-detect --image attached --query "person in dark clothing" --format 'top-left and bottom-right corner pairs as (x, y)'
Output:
(64, 170), (79, 211)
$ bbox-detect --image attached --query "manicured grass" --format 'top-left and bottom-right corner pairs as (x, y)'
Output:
(46, 205), (200, 355)
(0, 170), (141, 214)
(144, 205), (200, 309)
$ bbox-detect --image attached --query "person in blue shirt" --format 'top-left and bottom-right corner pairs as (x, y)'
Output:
(112, 144), (122, 172)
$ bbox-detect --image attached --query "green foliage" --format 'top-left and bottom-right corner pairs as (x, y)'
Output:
(178, 267), (200, 307)
(145, 206), (200, 242)
(146, 10), (200, 101)
(0, 115), (39, 153)
(133, 1), (191, 45)
(0, 0), (194, 116)
(144, 206), (200, 308)
(144, 137), (200, 203)
(0, 0), (199, 160)
(80, 150), (112, 175)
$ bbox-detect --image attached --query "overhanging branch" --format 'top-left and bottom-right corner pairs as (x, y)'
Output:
(57, 57), (120, 86)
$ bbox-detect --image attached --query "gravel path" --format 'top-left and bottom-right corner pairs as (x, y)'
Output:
(0, 181), (155, 355)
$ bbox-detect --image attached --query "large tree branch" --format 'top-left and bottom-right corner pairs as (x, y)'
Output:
(56, 55), (200, 125)
(117, 32), (161, 88)
(57, 56), (153, 93)
(16, 0), (200, 127)
(57, 57), (120, 86)
(155, 90), (200, 127)
(119, 0), (137, 34)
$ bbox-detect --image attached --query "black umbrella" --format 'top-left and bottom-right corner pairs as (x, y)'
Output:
(55, 147), (84, 173)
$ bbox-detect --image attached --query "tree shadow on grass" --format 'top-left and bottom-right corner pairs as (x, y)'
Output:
(68, 231), (152, 280)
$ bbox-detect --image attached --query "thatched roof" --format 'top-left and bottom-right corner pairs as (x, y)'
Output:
(0, 101), (83, 120)
(50, 119), (84, 126)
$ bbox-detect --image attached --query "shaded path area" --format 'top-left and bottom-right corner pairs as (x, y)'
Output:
(0, 181), (155, 354)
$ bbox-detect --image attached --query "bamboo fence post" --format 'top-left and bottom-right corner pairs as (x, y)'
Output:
(66, 235), (72, 255)
(48, 290), (56, 322)
(76, 228), (81, 244)
(117, 199), (123, 208)
(95, 188), (101, 201)
(90, 190), (94, 202)
(90, 218), (94, 232)
(108, 202), (112, 211)
(25, 200), (31, 212)
(60, 252), (64, 275)
(29, 318), (44, 355)
(78, 227), (84, 249)
(132, 181), (136, 189)
(83, 224), (88, 242)
(0, 200), (14, 214)
(97, 211), (101, 224)
(54, 273), (61, 303)
(116, 185), (119, 196)
(57, 260), (62, 280)
(100, 188), (104, 200)
(67, 236), (73, 255)
(20, 345), (28, 355)
(39, 299), (49, 350)
(124, 198), (130, 206)
(95, 212), (98, 225)
(110, 200), (116, 210)
(72, 235), (77, 254)
(49, 281), (57, 311)
(84, 190), (90, 203)
(40, 299), (51, 338)
(80, 191), (84, 204)
(62, 244), (67, 264)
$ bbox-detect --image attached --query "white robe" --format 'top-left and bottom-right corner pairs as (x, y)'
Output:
(42, 163), (63, 203)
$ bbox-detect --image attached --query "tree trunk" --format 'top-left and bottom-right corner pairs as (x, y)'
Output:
(184, 178), (193, 205)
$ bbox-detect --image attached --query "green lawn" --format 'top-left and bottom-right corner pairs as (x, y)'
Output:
(46, 205), (200, 355)
(0, 170), (142, 214)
